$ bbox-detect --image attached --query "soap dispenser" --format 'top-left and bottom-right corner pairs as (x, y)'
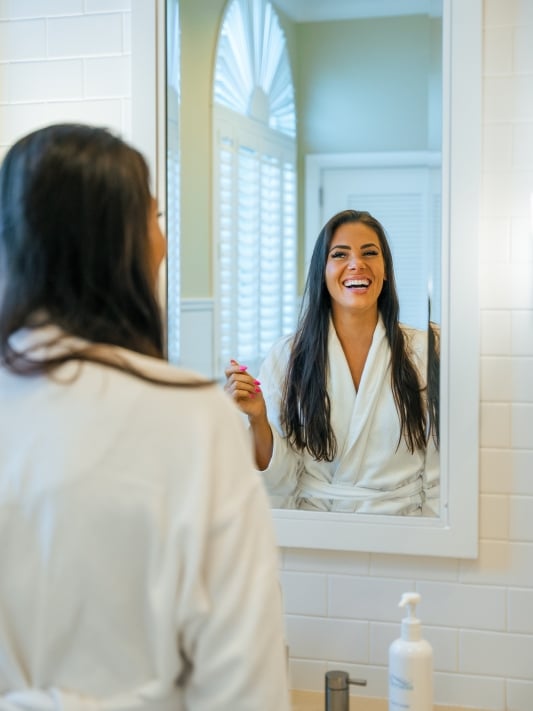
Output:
(388, 592), (433, 711)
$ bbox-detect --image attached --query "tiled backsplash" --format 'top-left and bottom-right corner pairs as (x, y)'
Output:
(0, 2), (130, 157)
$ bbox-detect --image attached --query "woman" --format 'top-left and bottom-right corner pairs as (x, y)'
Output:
(0, 124), (290, 710)
(225, 209), (436, 514)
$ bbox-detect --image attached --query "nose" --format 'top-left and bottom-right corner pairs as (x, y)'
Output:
(348, 254), (365, 270)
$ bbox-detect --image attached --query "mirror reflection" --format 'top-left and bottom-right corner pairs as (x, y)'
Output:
(225, 208), (440, 516)
(171, 0), (443, 518)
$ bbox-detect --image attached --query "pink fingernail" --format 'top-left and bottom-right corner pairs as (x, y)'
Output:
(239, 365), (248, 371)
(254, 380), (261, 385)
(255, 387), (261, 393)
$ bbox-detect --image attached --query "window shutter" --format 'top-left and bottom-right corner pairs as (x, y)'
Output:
(213, 0), (297, 377)
(166, 0), (181, 363)
(215, 113), (297, 375)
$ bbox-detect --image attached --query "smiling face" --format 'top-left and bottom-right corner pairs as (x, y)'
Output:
(324, 220), (386, 319)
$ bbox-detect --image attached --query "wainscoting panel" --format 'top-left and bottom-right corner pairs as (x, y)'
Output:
(179, 298), (215, 379)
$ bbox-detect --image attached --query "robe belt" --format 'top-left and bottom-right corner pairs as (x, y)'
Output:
(298, 472), (423, 501)
(0, 684), (178, 711)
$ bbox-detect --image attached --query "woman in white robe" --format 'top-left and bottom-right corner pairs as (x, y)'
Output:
(0, 124), (290, 710)
(225, 209), (439, 515)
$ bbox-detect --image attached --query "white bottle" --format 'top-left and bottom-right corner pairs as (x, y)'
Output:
(389, 592), (433, 711)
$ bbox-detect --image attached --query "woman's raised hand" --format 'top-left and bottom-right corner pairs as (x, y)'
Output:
(224, 359), (274, 470)
(224, 359), (266, 420)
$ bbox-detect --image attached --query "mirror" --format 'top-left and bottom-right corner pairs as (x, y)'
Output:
(150, 0), (480, 556)
(289, 2), (444, 518)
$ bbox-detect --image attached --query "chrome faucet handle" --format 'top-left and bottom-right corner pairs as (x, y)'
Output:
(325, 670), (367, 711)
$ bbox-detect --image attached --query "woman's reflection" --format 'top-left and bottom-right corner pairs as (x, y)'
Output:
(225, 209), (438, 515)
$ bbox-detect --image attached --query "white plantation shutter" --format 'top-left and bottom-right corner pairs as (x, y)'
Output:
(235, 144), (260, 363)
(166, 0), (181, 363)
(214, 0), (296, 138)
(281, 161), (297, 328)
(429, 177), (442, 324)
(213, 0), (297, 377)
(166, 136), (180, 362)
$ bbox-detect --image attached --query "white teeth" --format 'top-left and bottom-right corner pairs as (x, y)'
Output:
(344, 279), (370, 288)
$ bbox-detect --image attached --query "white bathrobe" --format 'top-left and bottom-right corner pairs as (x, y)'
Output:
(259, 317), (437, 514)
(0, 327), (290, 711)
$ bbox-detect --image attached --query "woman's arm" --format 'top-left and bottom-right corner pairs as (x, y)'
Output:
(224, 360), (273, 470)
(224, 340), (304, 503)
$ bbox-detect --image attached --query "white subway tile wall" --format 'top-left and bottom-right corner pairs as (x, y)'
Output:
(479, 494), (510, 540)
(0, 1), (84, 18)
(0, 1), (532, 709)
(0, 1), (131, 153)
(434, 672), (506, 711)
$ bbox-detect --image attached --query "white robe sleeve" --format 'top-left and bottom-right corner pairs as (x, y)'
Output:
(179, 392), (291, 711)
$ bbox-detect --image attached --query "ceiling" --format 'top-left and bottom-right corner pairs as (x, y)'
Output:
(270, 0), (441, 22)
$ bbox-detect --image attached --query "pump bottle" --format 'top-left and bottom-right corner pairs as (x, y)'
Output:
(388, 592), (433, 711)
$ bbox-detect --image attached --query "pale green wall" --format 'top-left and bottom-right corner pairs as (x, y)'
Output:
(180, 0), (226, 298)
(178, 2), (441, 298)
(295, 16), (439, 155)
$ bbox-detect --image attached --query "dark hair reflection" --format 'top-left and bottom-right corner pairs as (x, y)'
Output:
(427, 320), (440, 448)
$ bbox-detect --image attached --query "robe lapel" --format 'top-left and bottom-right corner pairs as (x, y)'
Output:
(328, 317), (391, 484)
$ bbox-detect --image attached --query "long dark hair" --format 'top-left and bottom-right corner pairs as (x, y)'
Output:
(0, 123), (173, 381)
(427, 320), (440, 448)
(281, 209), (426, 460)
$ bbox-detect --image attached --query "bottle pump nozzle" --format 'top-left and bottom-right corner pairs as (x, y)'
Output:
(399, 592), (422, 641)
(399, 592), (420, 616)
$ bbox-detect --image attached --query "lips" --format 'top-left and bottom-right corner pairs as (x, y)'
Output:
(343, 278), (370, 288)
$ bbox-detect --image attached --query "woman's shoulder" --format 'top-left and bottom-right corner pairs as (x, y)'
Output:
(114, 347), (211, 386)
(102, 349), (245, 439)
(261, 332), (295, 371)
(256, 332), (296, 390)
(269, 332), (294, 356)
(8, 324), (210, 387)
(399, 322), (427, 344)
(398, 322), (428, 369)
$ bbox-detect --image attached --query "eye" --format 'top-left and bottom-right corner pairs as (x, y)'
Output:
(363, 249), (379, 257)
(330, 250), (347, 259)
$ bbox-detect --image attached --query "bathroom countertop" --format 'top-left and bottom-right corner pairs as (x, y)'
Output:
(290, 691), (479, 711)
(290, 690), (383, 711)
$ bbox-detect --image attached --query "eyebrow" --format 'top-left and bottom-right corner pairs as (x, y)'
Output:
(329, 242), (380, 251)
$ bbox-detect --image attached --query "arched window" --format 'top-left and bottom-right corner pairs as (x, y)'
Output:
(213, 0), (297, 376)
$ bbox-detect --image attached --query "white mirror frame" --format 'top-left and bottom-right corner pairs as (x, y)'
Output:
(272, 0), (481, 558)
(131, 0), (167, 203)
(134, 0), (481, 559)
